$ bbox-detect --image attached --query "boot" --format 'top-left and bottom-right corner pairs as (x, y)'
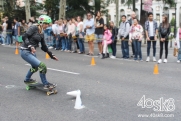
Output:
(101, 53), (105, 59)
(105, 53), (109, 58)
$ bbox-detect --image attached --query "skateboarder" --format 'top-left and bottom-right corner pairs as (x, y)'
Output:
(20, 15), (58, 89)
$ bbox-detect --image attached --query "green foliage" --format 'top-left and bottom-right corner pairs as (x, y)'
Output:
(44, 0), (60, 20)
(170, 17), (175, 26)
(3, 0), (43, 21)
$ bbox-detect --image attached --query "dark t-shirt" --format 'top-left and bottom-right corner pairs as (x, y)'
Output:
(6, 20), (12, 30)
(95, 18), (104, 35)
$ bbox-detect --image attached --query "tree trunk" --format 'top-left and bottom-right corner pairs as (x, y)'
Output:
(59, 0), (66, 19)
(95, 0), (101, 13)
(116, 0), (119, 26)
(25, 0), (31, 22)
(133, 0), (135, 11)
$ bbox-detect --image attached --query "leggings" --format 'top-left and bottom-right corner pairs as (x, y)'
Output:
(159, 40), (168, 59)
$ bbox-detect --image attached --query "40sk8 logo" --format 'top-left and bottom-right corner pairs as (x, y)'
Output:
(137, 95), (175, 112)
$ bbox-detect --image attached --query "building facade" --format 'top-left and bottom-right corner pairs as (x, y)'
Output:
(107, 0), (181, 27)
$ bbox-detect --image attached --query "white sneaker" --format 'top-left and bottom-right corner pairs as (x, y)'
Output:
(163, 59), (167, 63)
(2, 44), (5, 45)
(48, 46), (53, 49)
(177, 60), (180, 63)
(158, 59), (162, 64)
(110, 56), (116, 59)
(153, 57), (156, 62)
(146, 57), (150, 62)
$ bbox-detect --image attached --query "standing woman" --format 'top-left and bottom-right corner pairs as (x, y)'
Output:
(77, 16), (85, 54)
(158, 15), (171, 64)
(95, 11), (104, 55)
(109, 21), (118, 59)
(129, 18), (143, 61)
(176, 23), (181, 63)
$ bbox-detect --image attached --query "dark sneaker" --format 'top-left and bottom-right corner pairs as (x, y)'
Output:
(24, 79), (37, 84)
(43, 83), (57, 89)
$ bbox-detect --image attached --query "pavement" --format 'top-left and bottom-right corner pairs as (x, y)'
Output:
(0, 43), (181, 121)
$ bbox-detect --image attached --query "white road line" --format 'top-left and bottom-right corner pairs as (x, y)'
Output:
(25, 64), (80, 75)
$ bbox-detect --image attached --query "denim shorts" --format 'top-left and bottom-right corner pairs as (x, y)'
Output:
(95, 34), (103, 43)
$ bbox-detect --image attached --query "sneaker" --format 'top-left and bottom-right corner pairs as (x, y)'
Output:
(44, 83), (57, 89)
(110, 56), (116, 59)
(146, 57), (150, 62)
(153, 57), (157, 62)
(140, 59), (143, 62)
(2, 44), (5, 45)
(48, 46), (53, 49)
(158, 59), (162, 64)
(61, 49), (64, 51)
(163, 59), (167, 63)
(24, 79), (37, 84)
(177, 60), (180, 63)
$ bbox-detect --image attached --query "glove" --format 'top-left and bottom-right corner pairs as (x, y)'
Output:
(28, 45), (33, 51)
(47, 51), (56, 59)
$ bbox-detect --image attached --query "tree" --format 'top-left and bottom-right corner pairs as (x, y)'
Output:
(170, 17), (175, 26)
(3, 0), (43, 22)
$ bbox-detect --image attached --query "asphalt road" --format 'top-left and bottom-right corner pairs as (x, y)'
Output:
(0, 43), (181, 121)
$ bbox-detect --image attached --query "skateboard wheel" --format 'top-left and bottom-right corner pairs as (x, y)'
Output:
(54, 90), (58, 94)
(47, 92), (51, 96)
(26, 86), (30, 90)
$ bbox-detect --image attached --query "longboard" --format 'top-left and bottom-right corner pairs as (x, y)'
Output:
(25, 82), (58, 96)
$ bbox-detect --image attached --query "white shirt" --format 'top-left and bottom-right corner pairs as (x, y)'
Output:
(52, 24), (59, 35)
(77, 22), (83, 31)
(149, 21), (154, 36)
(2, 22), (7, 31)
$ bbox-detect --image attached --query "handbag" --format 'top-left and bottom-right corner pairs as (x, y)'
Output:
(173, 47), (178, 57)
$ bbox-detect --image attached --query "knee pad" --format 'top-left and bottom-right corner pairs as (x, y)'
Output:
(38, 62), (47, 74)
(30, 67), (38, 73)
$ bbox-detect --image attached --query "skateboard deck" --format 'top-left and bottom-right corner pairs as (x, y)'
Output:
(25, 82), (58, 96)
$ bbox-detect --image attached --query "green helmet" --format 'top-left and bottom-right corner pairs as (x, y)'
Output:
(38, 15), (52, 24)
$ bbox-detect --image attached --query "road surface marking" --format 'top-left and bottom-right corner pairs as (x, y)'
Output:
(25, 64), (80, 75)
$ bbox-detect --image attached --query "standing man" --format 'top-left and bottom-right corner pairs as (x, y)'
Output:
(13, 18), (21, 48)
(128, 11), (136, 57)
(145, 12), (158, 62)
(84, 12), (95, 56)
(52, 20), (59, 48)
(95, 11), (104, 55)
(5, 16), (12, 45)
(119, 15), (130, 59)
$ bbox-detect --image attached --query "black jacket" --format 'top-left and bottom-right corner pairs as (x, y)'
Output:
(111, 26), (118, 41)
(22, 25), (55, 59)
(158, 23), (171, 40)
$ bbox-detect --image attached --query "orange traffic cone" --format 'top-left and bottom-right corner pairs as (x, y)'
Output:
(46, 53), (50, 59)
(91, 57), (96, 66)
(15, 48), (19, 55)
(153, 64), (159, 74)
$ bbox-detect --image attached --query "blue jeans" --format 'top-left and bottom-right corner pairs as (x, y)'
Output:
(178, 41), (181, 60)
(133, 39), (142, 60)
(147, 41), (156, 57)
(0, 37), (3, 44)
(121, 37), (129, 58)
(78, 38), (85, 52)
(20, 49), (49, 85)
(56, 35), (63, 50)
(111, 39), (117, 56)
(6, 29), (12, 45)
(64, 37), (68, 50)
(61, 37), (66, 50)
(67, 38), (72, 51)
